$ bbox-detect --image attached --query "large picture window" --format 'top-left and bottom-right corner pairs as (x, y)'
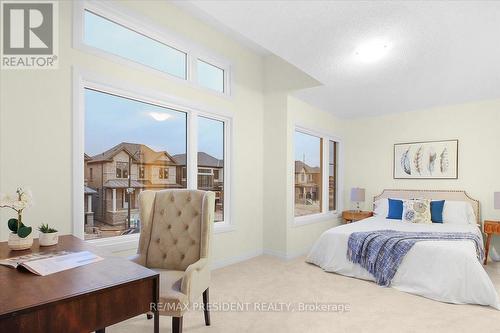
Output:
(294, 129), (340, 219)
(84, 88), (187, 240)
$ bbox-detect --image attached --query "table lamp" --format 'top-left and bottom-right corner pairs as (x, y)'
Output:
(495, 192), (500, 210)
(351, 188), (365, 212)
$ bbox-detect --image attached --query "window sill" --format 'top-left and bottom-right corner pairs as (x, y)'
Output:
(86, 233), (140, 254)
(84, 221), (234, 252)
(214, 222), (236, 234)
(292, 212), (340, 227)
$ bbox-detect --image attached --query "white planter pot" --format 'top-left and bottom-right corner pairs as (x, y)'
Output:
(8, 232), (34, 251)
(39, 232), (59, 246)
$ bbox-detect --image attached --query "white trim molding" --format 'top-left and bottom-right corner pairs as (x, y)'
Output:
(72, 67), (234, 250)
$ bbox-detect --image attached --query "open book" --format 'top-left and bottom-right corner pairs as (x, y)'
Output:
(0, 251), (104, 276)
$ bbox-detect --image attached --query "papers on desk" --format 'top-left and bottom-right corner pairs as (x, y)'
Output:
(0, 251), (104, 276)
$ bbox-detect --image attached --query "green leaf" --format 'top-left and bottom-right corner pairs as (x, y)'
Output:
(17, 226), (32, 238)
(8, 218), (18, 232)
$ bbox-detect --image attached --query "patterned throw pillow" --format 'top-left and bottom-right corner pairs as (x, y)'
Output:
(402, 199), (432, 224)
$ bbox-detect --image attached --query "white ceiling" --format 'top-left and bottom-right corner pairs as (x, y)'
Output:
(181, 1), (500, 118)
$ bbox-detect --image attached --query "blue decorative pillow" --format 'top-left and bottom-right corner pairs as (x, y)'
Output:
(430, 200), (445, 223)
(387, 199), (403, 220)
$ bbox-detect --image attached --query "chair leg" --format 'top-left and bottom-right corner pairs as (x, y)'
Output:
(203, 288), (210, 326)
(172, 316), (183, 333)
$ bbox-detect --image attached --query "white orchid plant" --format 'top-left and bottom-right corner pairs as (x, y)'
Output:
(0, 188), (33, 238)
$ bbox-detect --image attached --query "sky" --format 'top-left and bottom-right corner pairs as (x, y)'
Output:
(84, 10), (186, 79)
(85, 89), (224, 160)
(294, 131), (321, 167)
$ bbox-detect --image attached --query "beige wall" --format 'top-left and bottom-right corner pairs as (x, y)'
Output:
(343, 99), (500, 258)
(285, 96), (346, 257)
(0, 1), (264, 265)
(261, 56), (344, 259)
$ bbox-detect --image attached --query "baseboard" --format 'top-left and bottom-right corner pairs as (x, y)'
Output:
(262, 248), (287, 259)
(211, 249), (263, 270)
(263, 247), (310, 260)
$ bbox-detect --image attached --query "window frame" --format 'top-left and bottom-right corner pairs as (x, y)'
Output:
(73, 0), (232, 98)
(196, 58), (226, 93)
(292, 126), (343, 226)
(328, 140), (338, 212)
(73, 69), (234, 249)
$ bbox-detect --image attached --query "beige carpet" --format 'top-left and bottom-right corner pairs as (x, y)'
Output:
(109, 255), (500, 333)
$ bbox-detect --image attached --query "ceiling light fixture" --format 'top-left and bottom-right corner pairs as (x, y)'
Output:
(354, 39), (392, 63)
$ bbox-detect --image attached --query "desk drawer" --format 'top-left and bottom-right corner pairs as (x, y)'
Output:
(0, 277), (155, 333)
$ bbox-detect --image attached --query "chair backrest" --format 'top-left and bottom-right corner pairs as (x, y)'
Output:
(137, 189), (215, 271)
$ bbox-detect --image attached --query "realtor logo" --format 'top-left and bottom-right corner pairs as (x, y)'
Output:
(1, 1), (58, 69)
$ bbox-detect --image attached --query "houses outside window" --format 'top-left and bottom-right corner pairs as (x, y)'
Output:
(84, 88), (187, 240)
(294, 131), (322, 217)
(116, 162), (129, 179)
(81, 84), (231, 240)
(294, 129), (340, 219)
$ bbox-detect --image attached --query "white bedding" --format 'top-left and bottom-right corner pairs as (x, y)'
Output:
(306, 216), (500, 309)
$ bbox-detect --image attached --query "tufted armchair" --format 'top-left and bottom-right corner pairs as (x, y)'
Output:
(130, 189), (215, 333)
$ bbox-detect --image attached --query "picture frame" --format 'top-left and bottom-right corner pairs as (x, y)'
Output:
(393, 140), (458, 179)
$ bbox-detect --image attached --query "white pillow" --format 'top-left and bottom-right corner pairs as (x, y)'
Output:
(373, 198), (405, 217)
(373, 199), (388, 216)
(442, 201), (476, 225)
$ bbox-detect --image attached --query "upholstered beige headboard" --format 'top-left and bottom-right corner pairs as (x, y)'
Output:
(373, 189), (481, 225)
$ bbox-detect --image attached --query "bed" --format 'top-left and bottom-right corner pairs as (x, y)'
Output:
(306, 189), (500, 309)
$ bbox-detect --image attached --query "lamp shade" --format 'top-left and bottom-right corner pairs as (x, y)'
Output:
(495, 192), (500, 210)
(351, 188), (365, 202)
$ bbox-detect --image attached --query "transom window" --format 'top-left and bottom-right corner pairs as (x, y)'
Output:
(76, 1), (231, 96)
(197, 59), (224, 93)
(84, 10), (187, 79)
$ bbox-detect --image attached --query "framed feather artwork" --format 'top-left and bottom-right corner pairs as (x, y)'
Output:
(393, 140), (458, 179)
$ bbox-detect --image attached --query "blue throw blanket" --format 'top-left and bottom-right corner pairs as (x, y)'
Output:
(347, 230), (484, 286)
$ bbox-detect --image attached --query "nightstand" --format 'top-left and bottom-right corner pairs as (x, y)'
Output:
(483, 220), (500, 265)
(342, 210), (373, 224)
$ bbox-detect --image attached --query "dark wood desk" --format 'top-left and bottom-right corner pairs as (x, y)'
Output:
(0, 235), (159, 333)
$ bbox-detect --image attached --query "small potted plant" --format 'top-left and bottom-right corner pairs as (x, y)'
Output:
(0, 188), (33, 250)
(38, 223), (59, 246)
